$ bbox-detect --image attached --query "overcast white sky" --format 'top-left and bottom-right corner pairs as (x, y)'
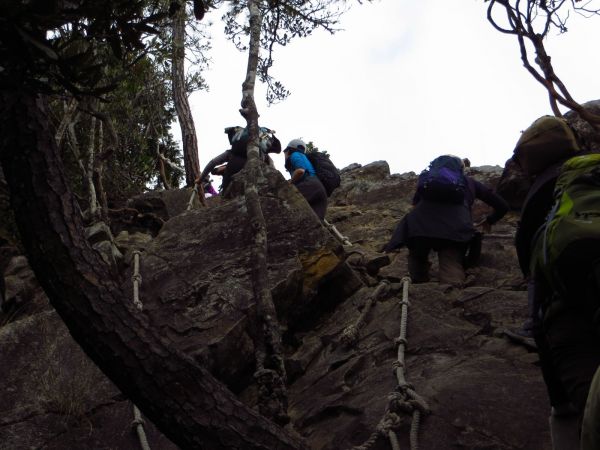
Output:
(176, 0), (600, 180)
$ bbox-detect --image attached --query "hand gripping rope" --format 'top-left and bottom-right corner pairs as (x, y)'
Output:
(130, 250), (151, 450)
(352, 277), (430, 450)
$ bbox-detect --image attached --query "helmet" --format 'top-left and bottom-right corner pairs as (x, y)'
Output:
(285, 139), (306, 153)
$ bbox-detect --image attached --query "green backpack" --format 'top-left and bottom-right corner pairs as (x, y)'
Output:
(514, 115), (581, 176)
(531, 154), (600, 316)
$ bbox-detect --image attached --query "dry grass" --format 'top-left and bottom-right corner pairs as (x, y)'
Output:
(37, 318), (105, 423)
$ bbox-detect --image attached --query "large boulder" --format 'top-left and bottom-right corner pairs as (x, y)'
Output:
(132, 164), (362, 390)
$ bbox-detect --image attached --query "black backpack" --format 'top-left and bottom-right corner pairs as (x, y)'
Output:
(306, 151), (341, 197)
(225, 126), (281, 157)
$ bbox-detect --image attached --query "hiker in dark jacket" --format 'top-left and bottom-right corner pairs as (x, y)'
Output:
(384, 155), (508, 287)
(515, 159), (600, 445)
(284, 139), (328, 220)
(512, 116), (600, 447)
(198, 149), (273, 193)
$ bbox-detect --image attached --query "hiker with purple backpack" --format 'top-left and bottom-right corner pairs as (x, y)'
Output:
(384, 154), (509, 287)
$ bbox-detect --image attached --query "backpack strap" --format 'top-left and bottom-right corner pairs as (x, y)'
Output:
(515, 163), (563, 276)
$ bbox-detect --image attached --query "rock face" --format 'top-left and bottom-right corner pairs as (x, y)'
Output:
(0, 161), (550, 449)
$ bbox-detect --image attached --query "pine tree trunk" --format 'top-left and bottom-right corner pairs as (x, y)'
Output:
(0, 90), (307, 450)
(172, 7), (201, 187)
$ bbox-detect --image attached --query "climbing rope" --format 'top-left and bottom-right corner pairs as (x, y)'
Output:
(130, 251), (150, 450)
(341, 281), (390, 346)
(131, 404), (151, 450)
(351, 277), (430, 450)
(186, 182), (207, 210)
(324, 219), (352, 246)
(132, 251), (143, 311)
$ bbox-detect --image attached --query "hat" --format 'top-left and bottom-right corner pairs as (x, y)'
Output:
(285, 139), (306, 153)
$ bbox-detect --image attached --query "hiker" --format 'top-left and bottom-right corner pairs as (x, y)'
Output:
(512, 115), (600, 446)
(197, 150), (245, 193)
(384, 154), (508, 287)
(197, 126), (280, 194)
(283, 139), (328, 220)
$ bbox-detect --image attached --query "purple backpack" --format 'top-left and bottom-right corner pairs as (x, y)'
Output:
(417, 155), (467, 203)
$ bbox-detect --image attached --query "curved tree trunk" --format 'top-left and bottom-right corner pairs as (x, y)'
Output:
(0, 90), (306, 450)
(172, 6), (201, 187)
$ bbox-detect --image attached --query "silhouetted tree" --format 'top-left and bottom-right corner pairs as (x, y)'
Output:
(486, 0), (600, 128)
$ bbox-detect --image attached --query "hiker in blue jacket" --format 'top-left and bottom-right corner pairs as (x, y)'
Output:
(384, 155), (508, 287)
(283, 139), (328, 220)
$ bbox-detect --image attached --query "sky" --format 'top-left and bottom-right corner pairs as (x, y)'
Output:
(174, 0), (600, 181)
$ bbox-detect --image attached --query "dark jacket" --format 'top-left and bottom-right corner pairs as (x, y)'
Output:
(385, 176), (508, 251)
(200, 150), (273, 192)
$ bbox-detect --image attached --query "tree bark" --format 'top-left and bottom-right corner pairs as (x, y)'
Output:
(241, 0), (290, 425)
(172, 6), (201, 186)
(0, 90), (307, 450)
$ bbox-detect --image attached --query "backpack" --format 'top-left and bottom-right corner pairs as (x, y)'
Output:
(305, 151), (341, 197)
(531, 153), (600, 307)
(416, 155), (467, 203)
(225, 126), (282, 157)
(514, 115), (581, 176)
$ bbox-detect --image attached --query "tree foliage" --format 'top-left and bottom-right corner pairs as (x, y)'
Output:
(217, 0), (350, 103)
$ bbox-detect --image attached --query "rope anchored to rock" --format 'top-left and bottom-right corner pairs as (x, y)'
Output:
(130, 250), (151, 450)
(324, 219), (352, 246)
(187, 182), (207, 210)
(352, 277), (430, 450)
(341, 280), (390, 347)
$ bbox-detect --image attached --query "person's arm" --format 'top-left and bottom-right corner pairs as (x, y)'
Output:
(473, 179), (509, 225)
(198, 150), (230, 182)
(290, 168), (306, 183)
(288, 153), (308, 184)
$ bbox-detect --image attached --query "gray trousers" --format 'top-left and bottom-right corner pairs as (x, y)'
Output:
(407, 237), (467, 286)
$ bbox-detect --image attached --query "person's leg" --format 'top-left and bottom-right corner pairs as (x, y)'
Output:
(407, 238), (431, 283)
(437, 242), (466, 286)
(296, 177), (328, 220)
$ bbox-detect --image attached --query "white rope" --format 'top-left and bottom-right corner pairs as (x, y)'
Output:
(132, 251), (143, 311)
(391, 277), (430, 450)
(130, 250), (150, 450)
(187, 185), (198, 211)
(341, 281), (390, 346)
(350, 277), (430, 450)
(132, 405), (151, 450)
(324, 219), (352, 246)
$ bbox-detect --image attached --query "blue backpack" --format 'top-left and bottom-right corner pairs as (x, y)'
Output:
(417, 155), (467, 203)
